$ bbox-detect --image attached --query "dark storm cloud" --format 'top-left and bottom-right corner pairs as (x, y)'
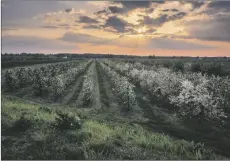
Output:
(77, 16), (99, 24)
(103, 16), (132, 33)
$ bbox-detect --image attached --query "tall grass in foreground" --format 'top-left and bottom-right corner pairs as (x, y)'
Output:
(1, 96), (226, 160)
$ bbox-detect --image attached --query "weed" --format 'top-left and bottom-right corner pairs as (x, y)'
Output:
(54, 112), (82, 130)
(12, 114), (33, 132)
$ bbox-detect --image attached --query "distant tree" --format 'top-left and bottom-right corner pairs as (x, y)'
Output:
(148, 55), (155, 59)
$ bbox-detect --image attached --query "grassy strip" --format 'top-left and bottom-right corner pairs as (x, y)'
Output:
(1, 95), (226, 160)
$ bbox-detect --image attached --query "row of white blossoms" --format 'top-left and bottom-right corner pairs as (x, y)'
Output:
(103, 60), (230, 121)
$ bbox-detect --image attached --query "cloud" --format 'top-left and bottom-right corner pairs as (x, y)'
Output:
(77, 16), (99, 24)
(40, 24), (73, 30)
(2, 35), (78, 53)
(147, 38), (214, 50)
(87, 1), (109, 8)
(59, 32), (108, 44)
(162, 9), (179, 12)
(170, 12), (187, 20)
(184, 14), (230, 42)
(41, 25), (59, 29)
(1, 27), (18, 31)
(82, 24), (101, 29)
(90, 1), (189, 36)
(94, 9), (109, 16)
(59, 31), (138, 48)
(2, 0), (229, 55)
(2, 0), (62, 21)
(59, 31), (213, 50)
(103, 16), (132, 33)
(138, 12), (187, 27)
(94, 1), (164, 15)
(108, 6), (126, 14)
(139, 14), (167, 26)
(186, 1), (205, 10)
(208, 1), (230, 11)
(115, 1), (153, 9)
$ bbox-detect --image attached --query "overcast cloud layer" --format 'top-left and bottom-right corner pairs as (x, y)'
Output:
(1, 0), (230, 56)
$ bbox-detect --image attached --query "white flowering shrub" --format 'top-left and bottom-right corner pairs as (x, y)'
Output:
(47, 61), (91, 99)
(183, 62), (192, 72)
(31, 60), (90, 97)
(32, 68), (50, 96)
(3, 68), (34, 90)
(101, 62), (139, 113)
(15, 68), (34, 88)
(205, 76), (230, 112)
(169, 80), (226, 120)
(2, 60), (82, 91)
(48, 75), (65, 98)
(3, 70), (19, 91)
(81, 65), (95, 106)
(103, 59), (229, 122)
(82, 75), (94, 105)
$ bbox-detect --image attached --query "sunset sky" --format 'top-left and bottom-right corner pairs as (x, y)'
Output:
(1, 0), (230, 56)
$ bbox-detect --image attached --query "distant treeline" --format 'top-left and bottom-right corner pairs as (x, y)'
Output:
(1, 53), (140, 60)
(1, 59), (72, 69)
(1, 53), (230, 61)
(1, 53), (230, 69)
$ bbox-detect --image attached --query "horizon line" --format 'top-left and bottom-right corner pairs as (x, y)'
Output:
(1, 52), (230, 58)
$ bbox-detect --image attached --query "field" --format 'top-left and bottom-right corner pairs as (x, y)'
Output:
(1, 58), (230, 159)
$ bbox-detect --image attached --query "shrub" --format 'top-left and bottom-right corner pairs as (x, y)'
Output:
(39, 106), (52, 113)
(13, 115), (33, 132)
(183, 62), (192, 72)
(204, 63), (223, 76)
(170, 80), (226, 121)
(172, 61), (184, 72)
(48, 75), (65, 99)
(4, 70), (18, 91)
(54, 112), (82, 130)
(81, 68), (94, 106)
(190, 63), (202, 73)
(32, 69), (49, 96)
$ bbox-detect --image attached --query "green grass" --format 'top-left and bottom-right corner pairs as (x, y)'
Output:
(1, 95), (227, 160)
